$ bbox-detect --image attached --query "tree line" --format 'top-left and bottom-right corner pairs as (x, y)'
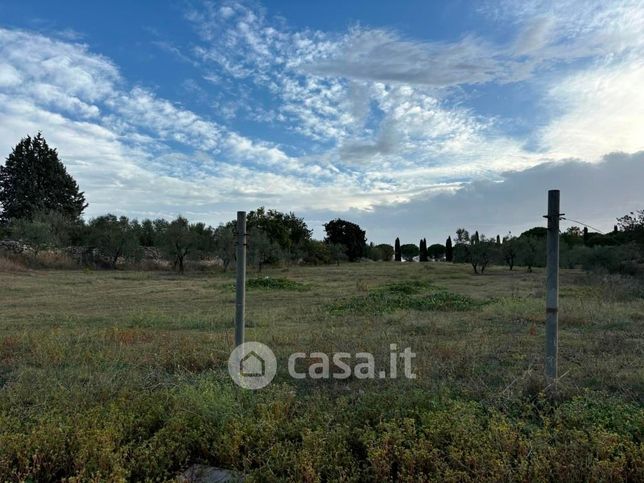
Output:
(1, 134), (643, 275)
(389, 219), (644, 276)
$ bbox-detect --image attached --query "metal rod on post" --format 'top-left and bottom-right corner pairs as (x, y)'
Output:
(545, 190), (560, 383)
(235, 211), (247, 347)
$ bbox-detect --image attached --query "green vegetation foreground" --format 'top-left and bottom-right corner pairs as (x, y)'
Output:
(0, 263), (642, 481)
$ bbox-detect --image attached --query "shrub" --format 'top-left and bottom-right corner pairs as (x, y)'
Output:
(0, 255), (26, 272)
(246, 277), (309, 291)
(566, 244), (642, 275)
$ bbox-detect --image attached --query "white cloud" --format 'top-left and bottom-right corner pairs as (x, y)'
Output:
(326, 151), (644, 244)
(541, 59), (644, 160)
(1, 0), (643, 236)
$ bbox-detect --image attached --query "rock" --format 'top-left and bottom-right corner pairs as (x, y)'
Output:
(0, 239), (32, 254)
(178, 465), (244, 483)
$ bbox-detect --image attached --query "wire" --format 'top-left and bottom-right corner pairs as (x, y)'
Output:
(561, 217), (605, 235)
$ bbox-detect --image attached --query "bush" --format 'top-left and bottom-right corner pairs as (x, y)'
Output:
(565, 244), (642, 275)
(0, 255), (27, 272)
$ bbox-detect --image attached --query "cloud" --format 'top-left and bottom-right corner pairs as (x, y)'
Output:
(301, 29), (503, 87)
(540, 59), (644, 160)
(325, 151), (644, 244)
(1, 0), (643, 238)
(512, 16), (554, 55)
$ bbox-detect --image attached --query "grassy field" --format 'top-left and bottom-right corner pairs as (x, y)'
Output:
(0, 262), (642, 481)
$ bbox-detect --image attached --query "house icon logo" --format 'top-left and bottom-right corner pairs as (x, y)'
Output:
(240, 350), (265, 377)
(228, 342), (276, 389)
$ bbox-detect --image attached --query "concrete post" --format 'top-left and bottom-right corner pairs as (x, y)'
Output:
(235, 211), (246, 347)
(545, 190), (560, 382)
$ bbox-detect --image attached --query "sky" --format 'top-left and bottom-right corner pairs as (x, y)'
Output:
(0, 0), (643, 244)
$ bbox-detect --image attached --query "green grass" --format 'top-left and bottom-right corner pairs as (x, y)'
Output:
(0, 262), (642, 481)
(329, 280), (482, 314)
(246, 276), (309, 291)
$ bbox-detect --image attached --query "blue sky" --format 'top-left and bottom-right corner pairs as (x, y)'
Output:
(1, 0), (643, 243)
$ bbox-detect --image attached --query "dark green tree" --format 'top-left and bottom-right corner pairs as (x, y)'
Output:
(375, 243), (394, 261)
(419, 238), (428, 262)
(323, 219), (366, 261)
(394, 237), (402, 262)
(0, 133), (87, 223)
(428, 243), (446, 261)
(400, 243), (419, 262)
(520, 227), (547, 239)
(445, 236), (453, 262)
(328, 243), (348, 265)
(136, 219), (156, 247)
(617, 209), (644, 246)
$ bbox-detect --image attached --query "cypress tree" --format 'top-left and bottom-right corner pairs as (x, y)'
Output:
(445, 236), (453, 262)
(419, 238), (428, 261)
(394, 237), (402, 262)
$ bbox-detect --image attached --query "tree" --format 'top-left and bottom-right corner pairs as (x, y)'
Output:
(520, 227), (547, 239)
(400, 243), (419, 262)
(323, 219), (366, 261)
(445, 236), (453, 262)
(418, 238), (428, 262)
(156, 216), (195, 273)
(428, 243), (446, 261)
(453, 229), (471, 265)
(375, 243), (394, 261)
(213, 223), (235, 271)
(11, 216), (55, 257)
(419, 238), (428, 262)
(617, 209), (644, 246)
(1, 133), (87, 223)
(9, 209), (74, 256)
(517, 236), (542, 272)
(501, 234), (518, 270)
(328, 243), (348, 265)
(496, 234), (501, 245)
(366, 242), (393, 261)
(470, 237), (499, 273)
(583, 226), (589, 245)
(455, 228), (470, 244)
(561, 226), (584, 248)
(136, 219), (156, 247)
(453, 228), (499, 273)
(394, 237), (402, 262)
(88, 215), (140, 269)
(247, 207), (312, 261)
(248, 227), (282, 272)
(302, 240), (332, 265)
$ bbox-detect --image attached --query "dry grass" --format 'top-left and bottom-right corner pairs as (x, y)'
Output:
(0, 263), (642, 481)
